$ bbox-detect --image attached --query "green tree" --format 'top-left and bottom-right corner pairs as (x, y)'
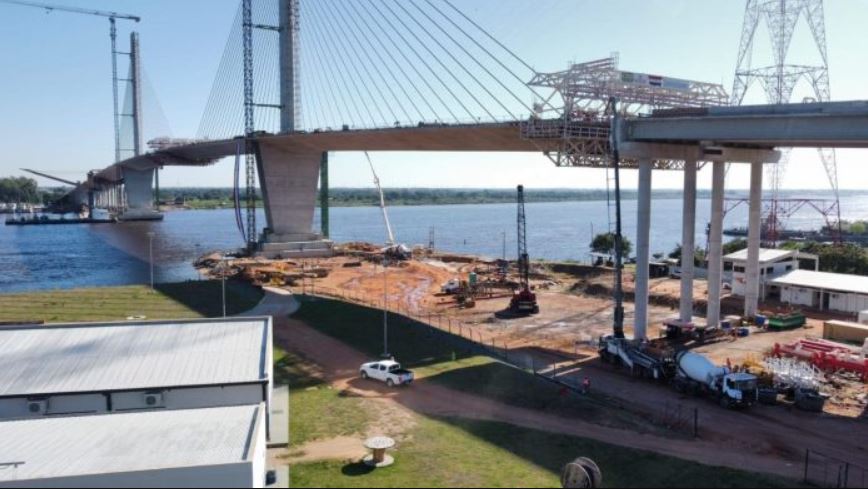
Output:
(591, 232), (632, 257)
(722, 238), (748, 256)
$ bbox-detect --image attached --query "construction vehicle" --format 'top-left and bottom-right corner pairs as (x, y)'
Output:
(508, 185), (539, 315)
(365, 152), (410, 260)
(599, 336), (759, 409)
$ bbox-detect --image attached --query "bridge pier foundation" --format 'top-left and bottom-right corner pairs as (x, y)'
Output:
(256, 142), (333, 258)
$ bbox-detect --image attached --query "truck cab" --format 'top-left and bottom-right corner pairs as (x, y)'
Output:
(720, 372), (759, 408)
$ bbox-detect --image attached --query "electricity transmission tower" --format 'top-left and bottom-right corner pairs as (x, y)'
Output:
(732, 0), (841, 241)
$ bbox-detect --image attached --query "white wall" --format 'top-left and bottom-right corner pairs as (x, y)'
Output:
(0, 383), (265, 421)
(781, 286), (815, 308)
(0, 462), (257, 488)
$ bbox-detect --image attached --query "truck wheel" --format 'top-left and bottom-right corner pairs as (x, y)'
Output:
(361, 371), (368, 380)
(387, 379), (395, 388)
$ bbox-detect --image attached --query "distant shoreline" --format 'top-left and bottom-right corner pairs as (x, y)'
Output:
(164, 187), (859, 210)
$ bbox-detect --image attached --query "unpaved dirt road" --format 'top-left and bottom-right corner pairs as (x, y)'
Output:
(267, 289), (867, 481)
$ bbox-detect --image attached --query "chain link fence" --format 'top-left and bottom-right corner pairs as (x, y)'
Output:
(303, 284), (700, 437)
(804, 450), (868, 488)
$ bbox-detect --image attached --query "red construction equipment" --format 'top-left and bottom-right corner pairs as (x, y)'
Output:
(773, 339), (868, 382)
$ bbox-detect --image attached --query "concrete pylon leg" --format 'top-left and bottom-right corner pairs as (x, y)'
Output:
(634, 159), (653, 341)
(745, 161), (764, 317)
(680, 159), (698, 323)
(706, 161), (726, 328)
(257, 142), (333, 258)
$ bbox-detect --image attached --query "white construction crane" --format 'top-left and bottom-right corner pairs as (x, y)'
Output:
(0, 0), (141, 163)
(364, 152), (409, 259)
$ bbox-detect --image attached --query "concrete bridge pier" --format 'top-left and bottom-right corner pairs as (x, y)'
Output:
(256, 142), (333, 258)
(706, 161), (726, 328)
(744, 161), (764, 318)
(679, 159), (698, 323)
(118, 168), (162, 221)
(633, 158), (653, 341)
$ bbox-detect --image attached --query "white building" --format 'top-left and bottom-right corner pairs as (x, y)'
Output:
(773, 270), (868, 314)
(724, 248), (818, 300)
(0, 317), (273, 426)
(0, 404), (267, 488)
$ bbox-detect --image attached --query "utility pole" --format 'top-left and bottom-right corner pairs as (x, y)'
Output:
(608, 97), (625, 340)
(0, 1), (141, 164)
(382, 256), (390, 358)
(146, 232), (155, 290)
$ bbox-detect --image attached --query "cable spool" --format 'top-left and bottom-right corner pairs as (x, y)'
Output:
(561, 458), (602, 489)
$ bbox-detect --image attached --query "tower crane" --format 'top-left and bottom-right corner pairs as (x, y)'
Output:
(0, 0), (141, 163)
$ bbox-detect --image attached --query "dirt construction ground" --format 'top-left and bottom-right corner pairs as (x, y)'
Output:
(228, 250), (868, 420)
(268, 290), (868, 483)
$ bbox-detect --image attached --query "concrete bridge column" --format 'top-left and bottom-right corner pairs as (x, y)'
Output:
(118, 168), (161, 221)
(744, 161), (764, 318)
(706, 161), (726, 328)
(257, 141), (333, 258)
(680, 159), (698, 323)
(634, 158), (653, 341)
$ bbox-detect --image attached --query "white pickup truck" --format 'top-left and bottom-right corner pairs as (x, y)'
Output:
(359, 360), (414, 387)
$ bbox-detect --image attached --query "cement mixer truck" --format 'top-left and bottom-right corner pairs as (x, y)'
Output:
(599, 336), (759, 409)
(673, 351), (758, 409)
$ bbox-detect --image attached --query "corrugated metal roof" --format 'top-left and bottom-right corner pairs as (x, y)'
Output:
(772, 270), (868, 295)
(724, 248), (796, 263)
(0, 317), (270, 397)
(0, 404), (262, 482)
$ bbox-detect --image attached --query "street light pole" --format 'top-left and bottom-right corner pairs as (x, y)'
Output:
(382, 254), (389, 359)
(146, 232), (155, 290)
(220, 255), (227, 318)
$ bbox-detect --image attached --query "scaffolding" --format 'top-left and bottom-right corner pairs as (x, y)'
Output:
(521, 56), (729, 169)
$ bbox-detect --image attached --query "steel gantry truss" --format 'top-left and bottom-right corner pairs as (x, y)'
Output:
(732, 0), (841, 241)
(521, 56), (729, 169)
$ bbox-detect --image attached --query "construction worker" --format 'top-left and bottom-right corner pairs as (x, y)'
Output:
(582, 377), (591, 395)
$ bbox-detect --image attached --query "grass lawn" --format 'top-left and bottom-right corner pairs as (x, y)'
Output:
(292, 298), (657, 433)
(273, 346), (374, 447)
(290, 415), (799, 488)
(288, 296), (804, 488)
(0, 280), (263, 323)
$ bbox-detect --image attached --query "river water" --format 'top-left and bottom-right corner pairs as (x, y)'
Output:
(2, 192), (867, 293)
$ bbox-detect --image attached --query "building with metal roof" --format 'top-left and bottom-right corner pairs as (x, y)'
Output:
(0, 404), (267, 488)
(772, 270), (868, 314)
(724, 248), (818, 300)
(0, 317), (274, 439)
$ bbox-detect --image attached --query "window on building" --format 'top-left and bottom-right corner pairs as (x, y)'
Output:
(734, 266), (745, 273)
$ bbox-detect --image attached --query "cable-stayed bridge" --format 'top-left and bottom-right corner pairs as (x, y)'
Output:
(34, 0), (868, 340)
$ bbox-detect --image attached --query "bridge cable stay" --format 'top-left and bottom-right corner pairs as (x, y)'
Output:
(343, 0), (428, 123)
(306, 2), (371, 127)
(420, 0), (551, 112)
(303, 4), (362, 129)
(318, 0), (403, 125)
(383, 0), (499, 122)
(352, 0), (453, 123)
(300, 23), (348, 129)
(325, 0), (413, 125)
(365, 0), (476, 122)
(407, 0), (532, 118)
(439, 0), (536, 74)
(197, 4), (243, 139)
(309, 0), (391, 126)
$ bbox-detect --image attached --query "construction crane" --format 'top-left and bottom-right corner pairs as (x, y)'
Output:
(0, 0), (141, 164)
(365, 152), (409, 260)
(508, 185), (539, 316)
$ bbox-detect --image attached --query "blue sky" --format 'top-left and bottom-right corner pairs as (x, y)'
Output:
(1, 0), (867, 191)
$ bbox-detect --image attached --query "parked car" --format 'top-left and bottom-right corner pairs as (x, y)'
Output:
(359, 360), (414, 387)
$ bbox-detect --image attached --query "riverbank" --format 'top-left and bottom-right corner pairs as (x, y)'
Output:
(0, 280), (263, 323)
